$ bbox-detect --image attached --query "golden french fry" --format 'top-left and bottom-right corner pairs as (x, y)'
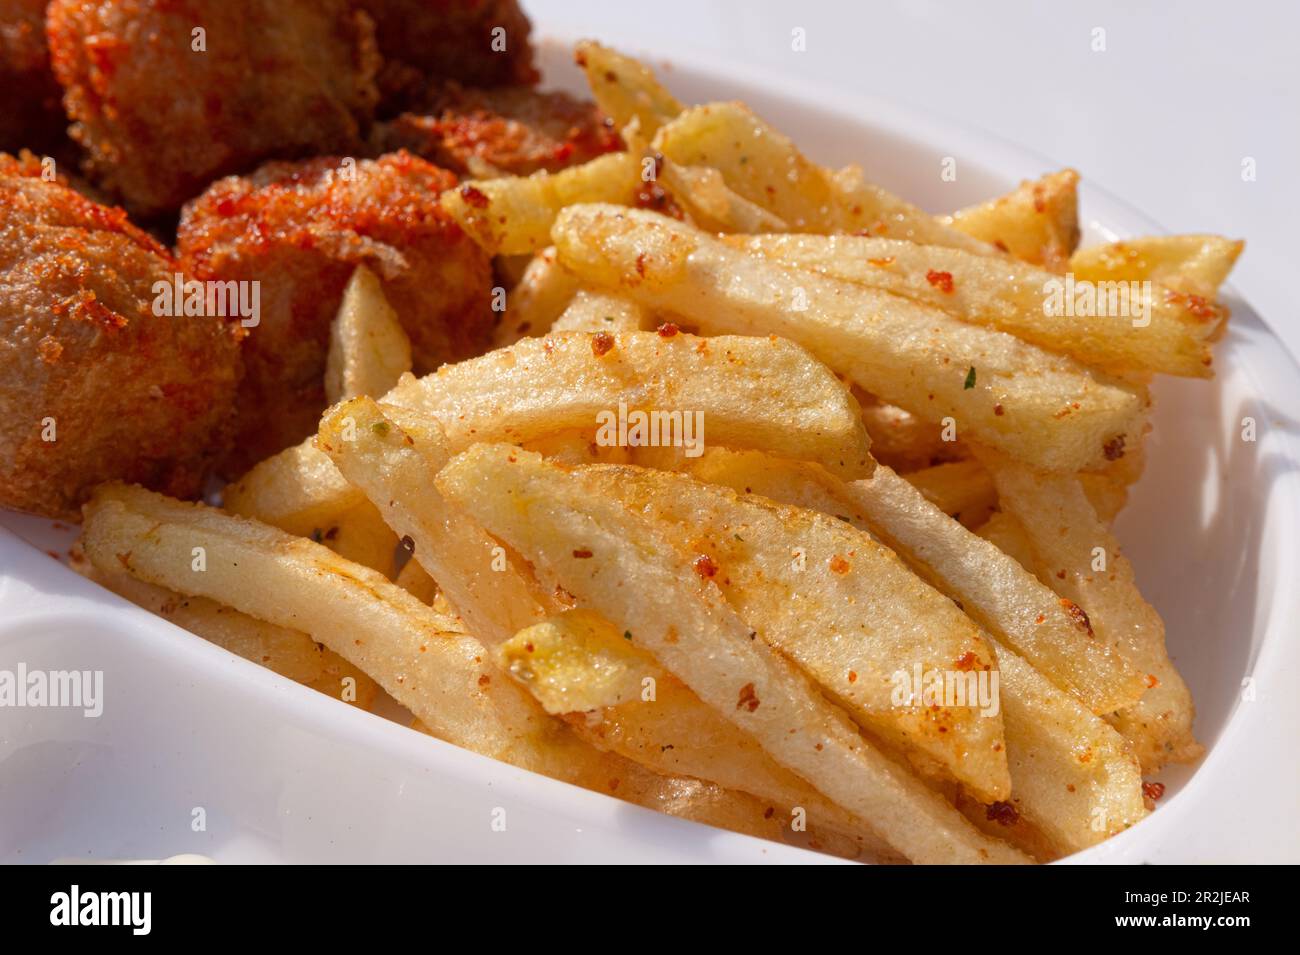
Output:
(679, 449), (1148, 852)
(553, 204), (1149, 472)
(317, 398), (550, 647)
(902, 459), (997, 528)
(495, 247), (582, 346)
(77, 554), (384, 709)
(858, 395), (963, 471)
(947, 170), (1081, 271)
(499, 609), (902, 862)
(535, 459), (1011, 800)
(80, 482), (554, 763)
(988, 645), (1147, 854)
(730, 232), (1226, 377)
(575, 40), (683, 138)
(382, 330), (873, 480)
(521, 428), (633, 466)
(977, 451), (1202, 772)
(325, 265), (413, 404)
(223, 440), (362, 538)
(1070, 235), (1243, 299)
(441, 151), (641, 255)
(976, 511), (1037, 569)
(686, 448), (1145, 714)
(550, 289), (654, 334)
(653, 102), (990, 250)
(436, 444), (1027, 864)
(322, 500), (400, 578)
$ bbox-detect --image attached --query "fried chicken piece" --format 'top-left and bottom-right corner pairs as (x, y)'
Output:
(359, 0), (538, 112)
(0, 0), (68, 155)
(46, 0), (380, 218)
(374, 82), (621, 177)
(0, 153), (242, 519)
(177, 151), (494, 473)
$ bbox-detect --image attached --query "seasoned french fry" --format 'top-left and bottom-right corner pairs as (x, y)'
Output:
(499, 609), (902, 862)
(686, 448), (1145, 715)
(382, 330), (874, 480)
(527, 462), (1012, 800)
(521, 428), (633, 466)
(317, 398), (550, 647)
(495, 247), (582, 346)
(80, 483), (552, 760)
(441, 151), (641, 255)
(325, 265), (413, 404)
(902, 459), (997, 528)
(978, 451), (1202, 771)
(976, 510), (1037, 569)
(652, 102), (989, 249)
(1070, 235), (1243, 299)
(575, 40), (683, 138)
(858, 395), (962, 470)
(947, 170), (1081, 271)
(553, 204), (1149, 472)
(437, 445), (1027, 864)
(986, 645), (1147, 854)
(232, 328), (872, 535)
(550, 289), (654, 334)
(729, 232), (1226, 377)
(223, 440), (363, 537)
(678, 449), (1148, 852)
(323, 500), (400, 578)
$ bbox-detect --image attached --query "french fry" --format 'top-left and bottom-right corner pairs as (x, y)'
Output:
(223, 439), (363, 537)
(678, 449), (1148, 853)
(79, 482), (557, 762)
(553, 204), (1149, 472)
(232, 328), (872, 537)
(686, 448), (1145, 715)
(1070, 235), (1243, 299)
(947, 170), (1081, 271)
(977, 511), (1037, 569)
(902, 459), (997, 528)
(325, 265), (413, 404)
(437, 444), (1027, 864)
(986, 645), (1147, 854)
(382, 330), (874, 480)
(317, 398), (551, 647)
(323, 500), (400, 578)
(978, 451), (1202, 771)
(441, 151), (641, 255)
(529, 462), (1012, 800)
(495, 247), (582, 346)
(78, 555), (382, 708)
(653, 102), (991, 249)
(729, 232), (1226, 377)
(858, 395), (962, 470)
(575, 40), (683, 138)
(521, 428), (633, 466)
(499, 609), (902, 862)
(550, 288), (654, 334)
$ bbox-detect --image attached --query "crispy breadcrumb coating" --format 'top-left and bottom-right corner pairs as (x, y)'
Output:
(177, 151), (494, 472)
(0, 153), (242, 519)
(47, 0), (380, 217)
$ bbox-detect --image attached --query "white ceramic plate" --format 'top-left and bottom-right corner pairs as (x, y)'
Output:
(3, 39), (1298, 864)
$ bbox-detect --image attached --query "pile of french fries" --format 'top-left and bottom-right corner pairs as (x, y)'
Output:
(75, 42), (1243, 864)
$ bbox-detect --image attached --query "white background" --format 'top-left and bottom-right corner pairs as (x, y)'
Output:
(528, 0), (1299, 361)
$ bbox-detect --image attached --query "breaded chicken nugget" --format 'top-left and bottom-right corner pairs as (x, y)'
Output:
(374, 82), (620, 177)
(46, 0), (380, 217)
(177, 151), (494, 472)
(0, 154), (242, 519)
(0, 0), (68, 155)
(360, 0), (538, 111)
